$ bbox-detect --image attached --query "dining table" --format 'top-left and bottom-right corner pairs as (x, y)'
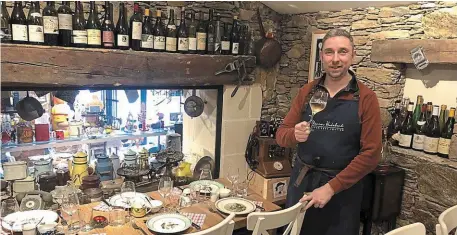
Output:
(67, 178), (282, 234)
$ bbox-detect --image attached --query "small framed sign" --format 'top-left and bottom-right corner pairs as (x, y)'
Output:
(308, 30), (327, 83)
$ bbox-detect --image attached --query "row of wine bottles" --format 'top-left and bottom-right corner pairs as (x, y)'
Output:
(1, 1), (255, 55)
(388, 95), (456, 158)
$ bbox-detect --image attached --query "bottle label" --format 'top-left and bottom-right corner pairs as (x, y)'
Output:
(412, 134), (424, 150)
(222, 41), (230, 50)
(58, 14), (72, 30)
(72, 30), (87, 44)
(196, 32), (206, 50)
(166, 37), (177, 52)
(132, 22), (142, 40)
(232, 42), (239, 54)
(207, 33), (214, 51)
(141, 34), (154, 49)
(154, 36), (165, 50)
(43, 16), (58, 34)
(12, 24), (27, 41)
(28, 25), (44, 42)
(423, 136), (439, 153)
(178, 38), (189, 51)
(117, 34), (129, 47)
(102, 31), (114, 47)
(399, 134), (412, 148)
(168, 25), (176, 30)
(437, 138), (451, 155)
(87, 29), (101, 45)
(188, 37), (196, 50)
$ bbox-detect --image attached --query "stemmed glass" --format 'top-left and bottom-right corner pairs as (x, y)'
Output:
(158, 176), (173, 211)
(226, 167), (239, 194)
(308, 89), (329, 129)
(61, 192), (80, 234)
(121, 181), (136, 217)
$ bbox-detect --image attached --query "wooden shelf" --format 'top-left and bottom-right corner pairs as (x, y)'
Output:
(1, 130), (167, 153)
(1, 44), (256, 89)
(371, 39), (457, 64)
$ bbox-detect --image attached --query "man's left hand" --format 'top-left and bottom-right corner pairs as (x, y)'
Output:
(300, 183), (335, 210)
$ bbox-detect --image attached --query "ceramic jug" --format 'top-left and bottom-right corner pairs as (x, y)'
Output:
(95, 154), (113, 181)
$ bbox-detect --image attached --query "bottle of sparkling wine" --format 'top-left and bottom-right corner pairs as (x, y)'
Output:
(437, 107), (456, 158)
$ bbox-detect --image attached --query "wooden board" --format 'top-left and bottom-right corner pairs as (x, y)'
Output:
(249, 171), (290, 203)
(1, 44), (255, 89)
(371, 39), (457, 64)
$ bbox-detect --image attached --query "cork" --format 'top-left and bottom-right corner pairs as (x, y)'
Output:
(450, 134), (457, 161)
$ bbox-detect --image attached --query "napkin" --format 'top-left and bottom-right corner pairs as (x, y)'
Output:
(180, 212), (206, 227)
(252, 201), (264, 212)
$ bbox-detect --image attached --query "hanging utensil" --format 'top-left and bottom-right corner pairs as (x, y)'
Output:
(15, 91), (44, 121)
(183, 90), (205, 118)
(255, 8), (281, 69)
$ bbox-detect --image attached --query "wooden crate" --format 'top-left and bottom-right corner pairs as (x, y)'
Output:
(249, 171), (289, 203)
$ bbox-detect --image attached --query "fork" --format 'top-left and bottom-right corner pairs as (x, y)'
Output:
(132, 221), (148, 235)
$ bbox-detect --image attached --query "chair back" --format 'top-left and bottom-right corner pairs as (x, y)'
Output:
(188, 213), (236, 235)
(436, 205), (457, 235)
(385, 222), (426, 235)
(247, 202), (307, 235)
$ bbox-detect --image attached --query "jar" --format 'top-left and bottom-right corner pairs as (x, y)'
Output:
(17, 126), (33, 144)
(37, 171), (57, 192)
(56, 168), (70, 186)
(81, 175), (100, 190)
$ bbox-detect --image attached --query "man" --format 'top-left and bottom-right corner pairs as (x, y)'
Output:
(276, 28), (382, 235)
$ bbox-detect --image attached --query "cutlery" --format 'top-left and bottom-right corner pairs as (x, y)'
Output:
(56, 210), (68, 226)
(208, 207), (227, 218)
(34, 216), (44, 226)
(132, 221), (148, 235)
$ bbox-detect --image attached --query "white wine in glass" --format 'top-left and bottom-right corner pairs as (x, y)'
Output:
(309, 90), (329, 128)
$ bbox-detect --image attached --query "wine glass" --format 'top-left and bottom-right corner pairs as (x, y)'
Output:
(158, 176), (173, 211)
(121, 181), (136, 217)
(61, 192), (80, 234)
(226, 167), (239, 193)
(308, 90), (329, 129)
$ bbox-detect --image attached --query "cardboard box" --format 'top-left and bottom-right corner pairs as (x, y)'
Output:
(249, 171), (289, 203)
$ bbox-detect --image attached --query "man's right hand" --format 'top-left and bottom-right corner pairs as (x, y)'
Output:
(294, 121), (311, 142)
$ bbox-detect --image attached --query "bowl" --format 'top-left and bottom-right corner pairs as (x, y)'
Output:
(148, 200), (163, 213)
(219, 188), (231, 198)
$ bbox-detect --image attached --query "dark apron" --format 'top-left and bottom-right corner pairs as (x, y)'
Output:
(286, 93), (363, 235)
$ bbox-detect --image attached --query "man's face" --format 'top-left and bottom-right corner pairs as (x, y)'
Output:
(320, 36), (354, 81)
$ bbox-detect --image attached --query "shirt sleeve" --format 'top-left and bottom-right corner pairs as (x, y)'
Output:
(328, 92), (382, 193)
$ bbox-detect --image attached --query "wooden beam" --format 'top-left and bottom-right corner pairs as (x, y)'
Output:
(1, 44), (255, 89)
(371, 39), (457, 64)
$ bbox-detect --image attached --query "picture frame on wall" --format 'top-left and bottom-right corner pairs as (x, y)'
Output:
(308, 30), (326, 83)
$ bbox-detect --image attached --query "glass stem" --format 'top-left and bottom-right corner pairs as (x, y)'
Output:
(309, 114), (314, 131)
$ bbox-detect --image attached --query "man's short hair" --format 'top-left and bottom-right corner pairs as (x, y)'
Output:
(322, 28), (354, 49)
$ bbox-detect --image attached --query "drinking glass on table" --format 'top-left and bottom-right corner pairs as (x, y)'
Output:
(121, 181), (136, 216)
(226, 167), (239, 194)
(308, 89), (329, 129)
(79, 207), (93, 232)
(236, 180), (249, 198)
(1, 198), (19, 234)
(61, 192), (80, 234)
(158, 176), (173, 211)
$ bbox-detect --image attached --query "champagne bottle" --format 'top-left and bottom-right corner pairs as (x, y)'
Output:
(1, 1), (11, 43)
(42, 1), (58, 46)
(412, 104), (427, 151)
(196, 11), (206, 54)
(11, 1), (28, 43)
(437, 108), (456, 158)
(187, 11), (196, 54)
(57, 1), (72, 46)
(399, 102), (415, 148)
(221, 22), (231, 55)
(115, 2), (129, 50)
(86, 1), (101, 48)
(423, 105), (441, 154)
(130, 2), (142, 51)
(425, 102), (433, 123)
(177, 7), (188, 53)
(102, 2), (115, 48)
(140, 7), (153, 51)
(206, 9), (215, 54)
(153, 10), (165, 52)
(439, 105), (447, 133)
(165, 9), (177, 53)
(27, 1), (44, 45)
(230, 15), (240, 55)
(412, 95), (423, 129)
(72, 1), (87, 47)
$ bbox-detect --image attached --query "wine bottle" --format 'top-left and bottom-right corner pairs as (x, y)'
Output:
(165, 9), (177, 53)
(86, 1), (101, 48)
(387, 100), (402, 139)
(1, 1), (11, 43)
(437, 107), (456, 158)
(129, 2), (142, 51)
(102, 2), (114, 48)
(140, 7), (153, 51)
(187, 11), (197, 54)
(27, 2), (44, 45)
(115, 2), (129, 50)
(412, 104), (427, 151)
(196, 12), (206, 54)
(11, 1), (27, 43)
(42, 1), (58, 46)
(230, 15), (240, 55)
(412, 95), (423, 129)
(399, 102), (415, 148)
(214, 13), (222, 55)
(400, 97), (410, 122)
(439, 104), (447, 133)
(153, 9), (165, 52)
(177, 7), (188, 54)
(423, 105), (441, 155)
(57, 1), (72, 46)
(206, 9), (215, 54)
(425, 102), (433, 123)
(72, 1), (87, 47)
(221, 22), (231, 55)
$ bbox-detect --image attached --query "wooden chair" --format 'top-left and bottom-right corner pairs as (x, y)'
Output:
(385, 222), (426, 235)
(188, 213), (236, 235)
(246, 202), (306, 235)
(436, 205), (457, 235)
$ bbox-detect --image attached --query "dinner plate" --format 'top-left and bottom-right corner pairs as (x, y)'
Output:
(108, 192), (153, 208)
(1, 210), (58, 232)
(189, 180), (224, 193)
(215, 197), (256, 215)
(146, 213), (191, 234)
